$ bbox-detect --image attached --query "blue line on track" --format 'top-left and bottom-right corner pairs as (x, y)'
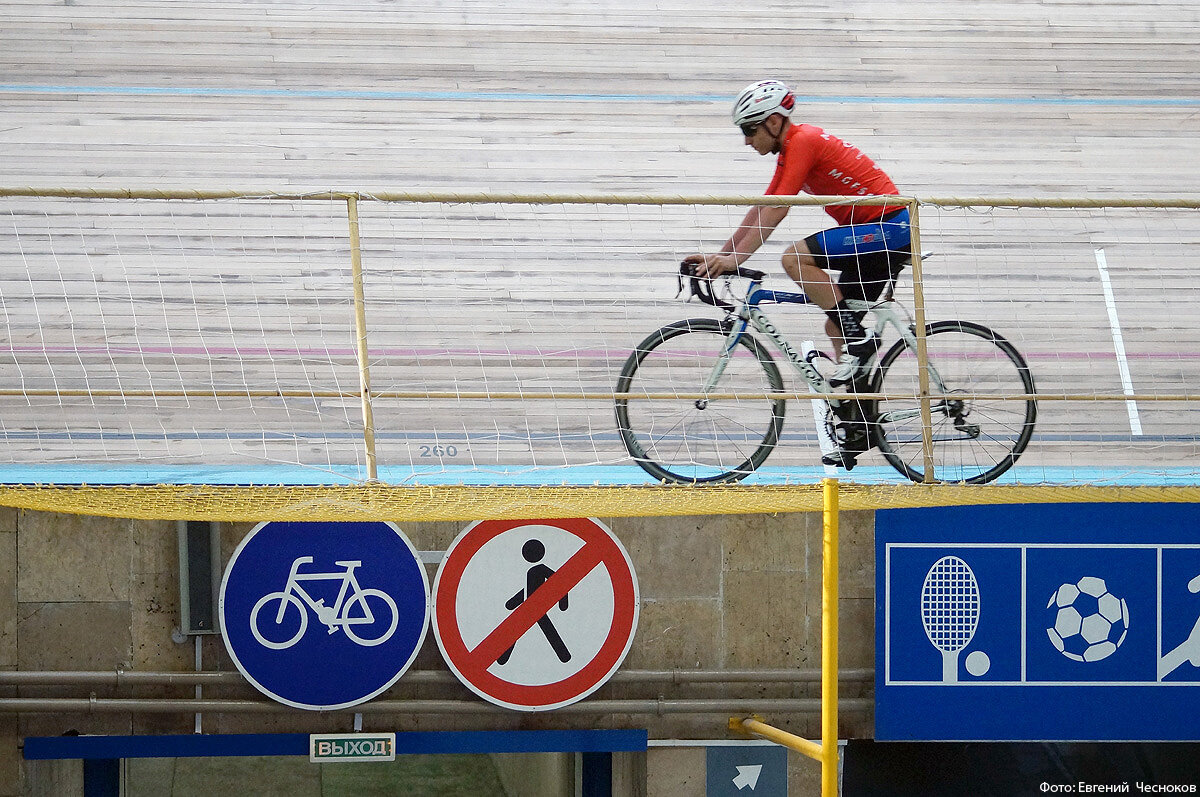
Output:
(0, 464), (1195, 487)
(2, 84), (1199, 107)
(3, 431), (1198, 444)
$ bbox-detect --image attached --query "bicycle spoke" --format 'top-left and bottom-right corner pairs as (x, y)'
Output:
(633, 402), (775, 476)
(873, 321), (1036, 484)
(615, 320), (785, 483)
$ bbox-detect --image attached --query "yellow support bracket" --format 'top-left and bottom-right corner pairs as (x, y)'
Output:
(730, 716), (824, 762)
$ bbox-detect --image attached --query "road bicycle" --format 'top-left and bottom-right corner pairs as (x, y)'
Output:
(250, 556), (400, 649)
(614, 263), (1037, 484)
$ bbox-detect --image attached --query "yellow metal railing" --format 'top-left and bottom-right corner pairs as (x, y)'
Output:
(1, 187), (1198, 519)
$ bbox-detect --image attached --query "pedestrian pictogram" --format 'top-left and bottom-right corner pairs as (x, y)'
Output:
(432, 518), (639, 711)
(220, 521), (429, 711)
(498, 539), (571, 665)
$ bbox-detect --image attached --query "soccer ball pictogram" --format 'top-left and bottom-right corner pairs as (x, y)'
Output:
(1045, 576), (1129, 662)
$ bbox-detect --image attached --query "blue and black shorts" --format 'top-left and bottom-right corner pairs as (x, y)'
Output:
(803, 207), (912, 301)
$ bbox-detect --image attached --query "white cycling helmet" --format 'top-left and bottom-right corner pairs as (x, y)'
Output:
(731, 80), (796, 127)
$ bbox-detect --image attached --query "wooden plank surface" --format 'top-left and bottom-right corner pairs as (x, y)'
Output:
(0, 1), (1198, 482)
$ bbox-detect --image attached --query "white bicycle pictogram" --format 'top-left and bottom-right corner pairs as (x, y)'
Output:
(250, 556), (400, 649)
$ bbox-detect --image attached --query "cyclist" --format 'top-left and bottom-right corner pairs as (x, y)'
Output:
(683, 79), (912, 387)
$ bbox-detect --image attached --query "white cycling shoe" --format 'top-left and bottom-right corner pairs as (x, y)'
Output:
(829, 331), (882, 387)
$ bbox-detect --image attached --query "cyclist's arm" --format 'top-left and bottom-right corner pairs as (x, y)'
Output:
(685, 204), (789, 278)
(721, 204), (790, 261)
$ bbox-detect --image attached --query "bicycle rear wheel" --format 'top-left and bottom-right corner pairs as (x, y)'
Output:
(872, 320), (1036, 484)
(615, 318), (786, 484)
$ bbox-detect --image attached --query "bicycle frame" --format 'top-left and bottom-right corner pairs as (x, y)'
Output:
(700, 275), (934, 409)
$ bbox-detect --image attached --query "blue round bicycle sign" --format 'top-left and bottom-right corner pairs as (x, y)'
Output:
(220, 521), (430, 710)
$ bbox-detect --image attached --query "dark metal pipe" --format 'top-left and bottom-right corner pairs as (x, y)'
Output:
(0, 696), (874, 715)
(0, 668), (874, 688)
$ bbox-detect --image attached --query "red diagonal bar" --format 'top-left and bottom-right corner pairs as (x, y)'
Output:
(467, 541), (605, 670)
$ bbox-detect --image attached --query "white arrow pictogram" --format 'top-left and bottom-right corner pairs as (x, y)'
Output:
(733, 764), (763, 790)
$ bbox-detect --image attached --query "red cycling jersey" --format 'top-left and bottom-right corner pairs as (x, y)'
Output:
(765, 123), (903, 226)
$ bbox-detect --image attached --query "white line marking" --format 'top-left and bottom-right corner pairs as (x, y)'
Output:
(885, 545), (893, 684)
(1157, 548), (1163, 682)
(1095, 248), (1143, 435)
(1020, 548), (1027, 684)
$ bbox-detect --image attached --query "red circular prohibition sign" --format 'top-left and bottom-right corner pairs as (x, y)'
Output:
(434, 518), (639, 710)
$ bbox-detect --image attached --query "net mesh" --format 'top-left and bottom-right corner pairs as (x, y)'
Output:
(1, 190), (1197, 520)
(921, 556), (980, 651)
(916, 201), (1199, 482)
(0, 195), (365, 475)
(1, 483), (1197, 523)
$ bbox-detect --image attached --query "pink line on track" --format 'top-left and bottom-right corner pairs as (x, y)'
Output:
(3, 346), (1198, 361)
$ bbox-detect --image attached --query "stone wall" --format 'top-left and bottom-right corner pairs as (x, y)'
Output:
(3, 507), (877, 795)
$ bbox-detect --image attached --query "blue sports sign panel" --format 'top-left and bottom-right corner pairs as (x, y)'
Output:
(220, 521), (430, 710)
(876, 503), (1200, 741)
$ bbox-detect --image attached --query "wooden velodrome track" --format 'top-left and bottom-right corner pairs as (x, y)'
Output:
(1, 0), (1198, 485)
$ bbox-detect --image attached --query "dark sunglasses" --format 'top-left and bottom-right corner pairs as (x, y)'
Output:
(739, 123), (759, 137)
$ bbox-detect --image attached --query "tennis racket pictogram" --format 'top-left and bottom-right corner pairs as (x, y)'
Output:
(920, 555), (981, 683)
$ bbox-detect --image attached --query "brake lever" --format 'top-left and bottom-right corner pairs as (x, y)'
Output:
(677, 261), (733, 310)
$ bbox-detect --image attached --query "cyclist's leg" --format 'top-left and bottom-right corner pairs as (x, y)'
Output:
(781, 240), (846, 356)
(812, 209), (913, 349)
(781, 239), (838, 308)
(787, 235), (880, 359)
(835, 247), (908, 304)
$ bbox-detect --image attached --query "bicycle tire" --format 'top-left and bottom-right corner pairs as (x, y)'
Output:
(871, 320), (1037, 484)
(615, 318), (786, 484)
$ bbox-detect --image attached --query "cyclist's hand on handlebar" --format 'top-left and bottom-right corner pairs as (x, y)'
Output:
(681, 253), (737, 280)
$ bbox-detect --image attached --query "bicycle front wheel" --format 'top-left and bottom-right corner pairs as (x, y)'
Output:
(615, 318), (786, 484)
(872, 320), (1036, 484)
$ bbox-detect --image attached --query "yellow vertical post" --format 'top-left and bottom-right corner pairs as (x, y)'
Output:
(346, 195), (379, 481)
(821, 477), (839, 797)
(726, 481), (841, 789)
(905, 199), (937, 482)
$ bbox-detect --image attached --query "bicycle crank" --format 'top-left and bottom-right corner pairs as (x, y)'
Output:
(953, 416), (982, 438)
(821, 449), (859, 470)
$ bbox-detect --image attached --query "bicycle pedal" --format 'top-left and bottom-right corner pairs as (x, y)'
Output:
(821, 451), (858, 470)
(829, 372), (869, 389)
(954, 418), (982, 438)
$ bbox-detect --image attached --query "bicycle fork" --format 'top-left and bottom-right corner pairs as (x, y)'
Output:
(694, 318), (748, 408)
